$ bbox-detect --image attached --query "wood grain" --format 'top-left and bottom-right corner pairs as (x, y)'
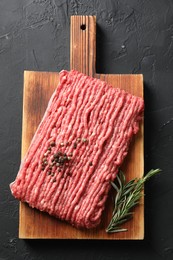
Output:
(70, 16), (96, 75)
(19, 16), (144, 239)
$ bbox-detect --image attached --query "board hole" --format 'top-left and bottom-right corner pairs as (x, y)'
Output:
(80, 24), (86, 30)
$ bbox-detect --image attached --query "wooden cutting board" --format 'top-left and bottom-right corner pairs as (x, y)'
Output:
(19, 16), (144, 239)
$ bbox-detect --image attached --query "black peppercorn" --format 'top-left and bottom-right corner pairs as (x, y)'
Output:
(73, 142), (77, 149)
(89, 162), (93, 166)
(50, 141), (55, 147)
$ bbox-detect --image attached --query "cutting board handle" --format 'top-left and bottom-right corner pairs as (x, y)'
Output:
(70, 16), (96, 76)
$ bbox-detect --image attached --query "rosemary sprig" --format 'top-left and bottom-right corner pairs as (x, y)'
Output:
(106, 168), (161, 233)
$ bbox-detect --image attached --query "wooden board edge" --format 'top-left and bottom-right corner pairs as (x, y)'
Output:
(23, 70), (143, 80)
(19, 71), (27, 238)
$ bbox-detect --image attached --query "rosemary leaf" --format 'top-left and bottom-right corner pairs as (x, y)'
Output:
(107, 228), (128, 233)
(106, 168), (161, 233)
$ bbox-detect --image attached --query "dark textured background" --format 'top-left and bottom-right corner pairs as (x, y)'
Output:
(0, 0), (173, 259)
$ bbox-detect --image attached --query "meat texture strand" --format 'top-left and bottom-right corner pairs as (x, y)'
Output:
(10, 70), (144, 229)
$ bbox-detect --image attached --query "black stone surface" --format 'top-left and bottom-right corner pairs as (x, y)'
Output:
(0, 0), (173, 259)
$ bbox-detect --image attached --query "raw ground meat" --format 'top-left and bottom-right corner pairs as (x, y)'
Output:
(10, 70), (144, 229)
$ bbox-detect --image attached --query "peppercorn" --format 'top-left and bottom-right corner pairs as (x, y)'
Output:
(82, 138), (88, 143)
(51, 161), (56, 166)
(50, 141), (55, 147)
(42, 157), (47, 162)
(73, 142), (77, 149)
(89, 162), (93, 166)
(53, 153), (58, 158)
